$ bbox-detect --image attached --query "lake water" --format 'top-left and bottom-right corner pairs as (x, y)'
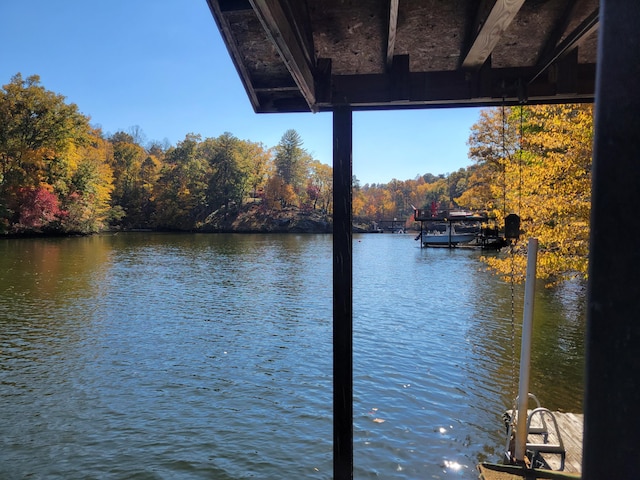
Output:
(0, 233), (585, 479)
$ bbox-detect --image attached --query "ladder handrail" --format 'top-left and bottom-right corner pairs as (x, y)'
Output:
(526, 407), (566, 471)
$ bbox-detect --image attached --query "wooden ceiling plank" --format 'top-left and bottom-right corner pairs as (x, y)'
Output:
(250, 0), (316, 109)
(205, 0), (261, 110)
(462, 0), (526, 69)
(529, 8), (599, 84)
(386, 0), (399, 70)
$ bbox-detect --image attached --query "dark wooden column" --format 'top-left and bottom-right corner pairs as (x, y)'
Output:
(583, 1), (640, 478)
(332, 107), (353, 480)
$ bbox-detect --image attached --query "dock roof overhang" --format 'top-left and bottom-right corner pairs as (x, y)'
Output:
(206, 0), (598, 113)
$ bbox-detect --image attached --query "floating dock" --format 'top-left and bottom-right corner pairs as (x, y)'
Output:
(478, 463), (581, 479)
(479, 411), (583, 479)
(531, 412), (583, 473)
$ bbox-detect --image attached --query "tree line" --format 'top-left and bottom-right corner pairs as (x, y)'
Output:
(1, 74), (593, 283)
(0, 74), (332, 234)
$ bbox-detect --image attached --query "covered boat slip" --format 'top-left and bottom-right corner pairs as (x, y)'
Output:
(413, 210), (496, 248)
(205, 1), (640, 478)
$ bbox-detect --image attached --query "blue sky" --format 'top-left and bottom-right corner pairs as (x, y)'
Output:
(0, 0), (484, 186)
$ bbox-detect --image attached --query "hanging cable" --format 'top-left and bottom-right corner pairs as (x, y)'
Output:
(505, 97), (528, 464)
(501, 101), (508, 221)
(518, 105), (524, 218)
(499, 95), (520, 459)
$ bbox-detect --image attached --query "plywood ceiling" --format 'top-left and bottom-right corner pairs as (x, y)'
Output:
(207, 0), (598, 113)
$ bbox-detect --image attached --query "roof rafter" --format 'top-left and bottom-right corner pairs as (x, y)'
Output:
(462, 0), (526, 69)
(386, 0), (399, 70)
(206, 0), (261, 110)
(249, 0), (317, 110)
(530, 8), (599, 84)
(535, 0), (581, 65)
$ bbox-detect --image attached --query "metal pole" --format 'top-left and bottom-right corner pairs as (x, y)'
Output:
(515, 237), (538, 462)
(333, 107), (353, 480)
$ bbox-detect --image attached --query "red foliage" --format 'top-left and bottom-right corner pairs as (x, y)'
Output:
(306, 182), (320, 201)
(17, 187), (63, 230)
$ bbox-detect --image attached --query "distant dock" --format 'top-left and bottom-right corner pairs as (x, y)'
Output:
(413, 209), (508, 249)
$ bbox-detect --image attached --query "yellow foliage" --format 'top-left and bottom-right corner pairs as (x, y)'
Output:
(353, 189), (366, 217)
(264, 175), (298, 209)
(470, 104), (593, 284)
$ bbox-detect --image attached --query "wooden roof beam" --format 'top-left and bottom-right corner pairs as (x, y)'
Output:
(462, 0), (526, 69)
(386, 0), (399, 70)
(218, 0), (252, 12)
(321, 65), (596, 110)
(529, 8), (599, 84)
(205, 0), (261, 110)
(249, 0), (317, 110)
(535, 0), (581, 66)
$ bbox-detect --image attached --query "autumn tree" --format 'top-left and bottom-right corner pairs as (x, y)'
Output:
(467, 105), (593, 283)
(153, 134), (209, 230)
(306, 160), (332, 212)
(63, 131), (115, 233)
(0, 74), (114, 234)
(14, 186), (63, 232)
(264, 175), (296, 209)
(0, 75), (85, 191)
(414, 175), (448, 210)
(353, 176), (366, 218)
(464, 107), (520, 220)
(107, 131), (150, 227)
(454, 163), (494, 211)
(200, 132), (247, 212)
(238, 140), (271, 199)
(357, 185), (396, 220)
(136, 153), (162, 224)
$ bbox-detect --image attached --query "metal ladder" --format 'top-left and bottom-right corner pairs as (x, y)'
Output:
(525, 407), (566, 470)
(504, 393), (567, 470)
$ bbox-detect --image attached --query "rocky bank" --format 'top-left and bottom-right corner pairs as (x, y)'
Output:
(198, 204), (332, 233)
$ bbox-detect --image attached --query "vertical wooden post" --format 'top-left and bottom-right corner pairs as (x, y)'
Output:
(584, 1), (640, 478)
(333, 107), (353, 480)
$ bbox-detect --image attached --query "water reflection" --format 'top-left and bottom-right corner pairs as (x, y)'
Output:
(0, 237), (112, 373)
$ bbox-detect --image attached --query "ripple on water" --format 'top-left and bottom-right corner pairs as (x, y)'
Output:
(0, 233), (584, 478)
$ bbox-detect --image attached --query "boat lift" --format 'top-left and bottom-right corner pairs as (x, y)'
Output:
(413, 208), (498, 248)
